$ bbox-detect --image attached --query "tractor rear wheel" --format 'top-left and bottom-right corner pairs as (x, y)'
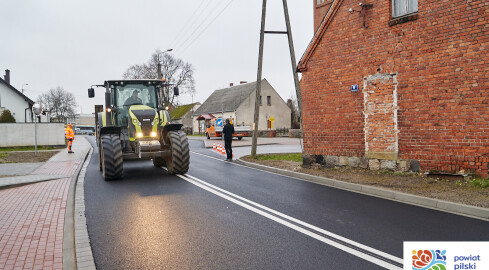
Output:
(101, 134), (123, 180)
(166, 131), (190, 174)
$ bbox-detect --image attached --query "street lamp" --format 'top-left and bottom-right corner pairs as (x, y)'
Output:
(22, 83), (29, 94)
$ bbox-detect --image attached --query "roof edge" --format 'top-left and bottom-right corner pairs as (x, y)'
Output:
(0, 77), (35, 105)
(298, 0), (344, 72)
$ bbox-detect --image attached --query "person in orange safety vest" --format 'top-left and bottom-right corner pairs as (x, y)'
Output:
(65, 124), (75, 153)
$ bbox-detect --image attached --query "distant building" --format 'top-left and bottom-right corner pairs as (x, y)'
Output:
(193, 79), (291, 134)
(0, 69), (34, 123)
(170, 103), (201, 134)
(75, 114), (96, 126)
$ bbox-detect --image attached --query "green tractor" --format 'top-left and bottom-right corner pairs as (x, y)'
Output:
(88, 79), (189, 180)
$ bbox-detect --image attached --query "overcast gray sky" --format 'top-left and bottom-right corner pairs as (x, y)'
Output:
(0, 0), (313, 114)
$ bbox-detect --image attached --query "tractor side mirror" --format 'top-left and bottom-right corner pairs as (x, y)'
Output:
(173, 87), (179, 96)
(88, 88), (95, 98)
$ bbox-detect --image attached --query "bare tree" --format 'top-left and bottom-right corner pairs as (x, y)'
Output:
(287, 94), (300, 129)
(123, 49), (196, 107)
(37, 86), (77, 123)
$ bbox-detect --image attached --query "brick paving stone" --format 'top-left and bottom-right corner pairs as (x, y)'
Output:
(0, 179), (71, 270)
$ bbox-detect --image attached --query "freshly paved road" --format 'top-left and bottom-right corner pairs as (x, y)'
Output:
(84, 137), (489, 269)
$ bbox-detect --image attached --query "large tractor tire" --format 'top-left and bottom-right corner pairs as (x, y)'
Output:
(166, 130), (190, 174)
(153, 157), (166, 167)
(101, 134), (124, 180)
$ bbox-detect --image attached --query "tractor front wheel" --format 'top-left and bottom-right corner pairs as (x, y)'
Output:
(101, 134), (124, 180)
(166, 131), (190, 174)
(97, 138), (102, 171)
(153, 157), (166, 167)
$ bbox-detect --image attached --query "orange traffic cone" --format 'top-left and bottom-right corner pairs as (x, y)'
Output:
(213, 143), (216, 150)
(217, 144), (222, 153)
(220, 144), (225, 155)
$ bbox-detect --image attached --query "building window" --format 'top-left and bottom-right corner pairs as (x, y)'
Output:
(316, 0), (325, 4)
(392, 0), (417, 18)
(267, 96), (271, 106)
(259, 96), (262, 106)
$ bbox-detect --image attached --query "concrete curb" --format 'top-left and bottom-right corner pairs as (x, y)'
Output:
(63, 138), (92, 270)
(0, 175), (68, 190)
(74, 147), (96, 270)
(236, 158), (489, 221)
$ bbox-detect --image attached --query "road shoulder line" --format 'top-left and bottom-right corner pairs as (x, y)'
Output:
(235, 158), (489, 221)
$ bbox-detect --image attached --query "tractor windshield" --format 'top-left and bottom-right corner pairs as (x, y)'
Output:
(115, 84), (157, 109)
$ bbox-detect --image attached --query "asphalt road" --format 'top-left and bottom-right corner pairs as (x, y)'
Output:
(84, 137), (489, 269)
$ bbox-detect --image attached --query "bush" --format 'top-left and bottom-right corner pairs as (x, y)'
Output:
(0, 110), (16, 123)
(470, 178), (489, 189)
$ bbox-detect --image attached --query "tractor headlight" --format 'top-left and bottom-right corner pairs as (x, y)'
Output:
(137, 133), (143, 138)
(133, 119), (137, 124)
(138, 122), (142, 126)
(151, 132), (157, 137)
(154, 118), (159, 123)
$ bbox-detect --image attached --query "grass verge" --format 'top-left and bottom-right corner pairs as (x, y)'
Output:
(252, 153), (302, 162)
(0, 146), (64, 152)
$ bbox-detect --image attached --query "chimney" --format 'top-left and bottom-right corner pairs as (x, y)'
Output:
(240, 81), (247, 85)
(4, 69), (10, 85)
(229, 83), (234, 87)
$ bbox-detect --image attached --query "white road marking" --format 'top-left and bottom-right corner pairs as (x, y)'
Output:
(177, 173), (403, 269)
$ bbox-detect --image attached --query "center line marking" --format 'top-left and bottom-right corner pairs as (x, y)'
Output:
(177, 173), (403, 269)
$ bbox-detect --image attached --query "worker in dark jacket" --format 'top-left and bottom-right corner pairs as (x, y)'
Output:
(222, 118), (234, 161)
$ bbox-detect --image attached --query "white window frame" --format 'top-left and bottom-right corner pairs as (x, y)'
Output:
(392, 0), (418, 18)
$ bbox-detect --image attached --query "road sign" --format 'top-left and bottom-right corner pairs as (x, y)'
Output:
(216, 118), (223, 127)
(351, 84), (359, 92)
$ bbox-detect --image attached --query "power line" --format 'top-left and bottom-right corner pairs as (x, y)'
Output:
(180, 0), (237, 56)
(169, 0), (209, 49)
(173, 0), (224, 51)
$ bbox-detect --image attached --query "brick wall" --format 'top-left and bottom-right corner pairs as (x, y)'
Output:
(300, 0), (489, 176)
(314, 0), (333, 31)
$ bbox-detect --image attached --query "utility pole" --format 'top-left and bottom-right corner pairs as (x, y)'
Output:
(282, 0), (303, 132)
(251, 0), (303, 157)
(251, 0), (267, 158)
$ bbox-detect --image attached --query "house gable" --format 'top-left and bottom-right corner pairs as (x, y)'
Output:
(0, 77), (35, 105)
(235, 79), (291, 129)
(298, 0), (343, 72)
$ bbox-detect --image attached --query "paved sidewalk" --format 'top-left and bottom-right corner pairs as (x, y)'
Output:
(0, 137), (91, 270)
(0, 163), (44, 177)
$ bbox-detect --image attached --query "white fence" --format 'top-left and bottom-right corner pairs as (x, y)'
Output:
(0, 123), (65, 147)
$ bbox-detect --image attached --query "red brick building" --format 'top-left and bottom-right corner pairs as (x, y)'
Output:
(298, 0), (489, 176)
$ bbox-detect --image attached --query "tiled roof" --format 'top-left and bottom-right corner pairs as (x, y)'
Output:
(193, 80), (267, 115)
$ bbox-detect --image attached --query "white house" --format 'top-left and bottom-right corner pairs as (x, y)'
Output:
(0, 69), (34, 123)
